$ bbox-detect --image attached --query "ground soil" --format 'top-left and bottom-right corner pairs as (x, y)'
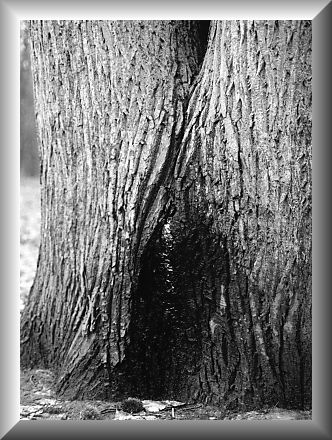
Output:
(20, 368), (312, 421)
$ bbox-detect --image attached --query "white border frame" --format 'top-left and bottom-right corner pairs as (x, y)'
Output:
(1, 1), (330, 438)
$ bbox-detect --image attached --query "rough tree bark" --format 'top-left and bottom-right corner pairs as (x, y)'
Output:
(21, 20), (311, 410)
(167, 20), (311, 408)
(21, 20), (203, 399)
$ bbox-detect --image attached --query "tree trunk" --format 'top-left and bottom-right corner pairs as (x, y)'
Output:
(20, 19), (203, 399)
(21, 20), (311, 410)
(168, 20), (311, 408)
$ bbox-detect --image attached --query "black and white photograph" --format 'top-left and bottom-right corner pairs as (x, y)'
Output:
(1, 1), (331, 438)
(20, 17), (312, 420)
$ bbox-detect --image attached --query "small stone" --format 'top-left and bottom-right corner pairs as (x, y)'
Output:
(120, 398), (144, 414)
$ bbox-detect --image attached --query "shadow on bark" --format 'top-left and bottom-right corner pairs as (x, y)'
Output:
(118, 213), (228, 402)
(116, 210), (311, 411)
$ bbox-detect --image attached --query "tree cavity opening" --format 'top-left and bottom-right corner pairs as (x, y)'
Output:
(121, 214), (228, 402)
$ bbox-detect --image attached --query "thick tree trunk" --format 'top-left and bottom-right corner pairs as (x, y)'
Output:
(21, 20), (311, 410)
(169, 20), (311, 408)
(21, 20), (202, 399)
